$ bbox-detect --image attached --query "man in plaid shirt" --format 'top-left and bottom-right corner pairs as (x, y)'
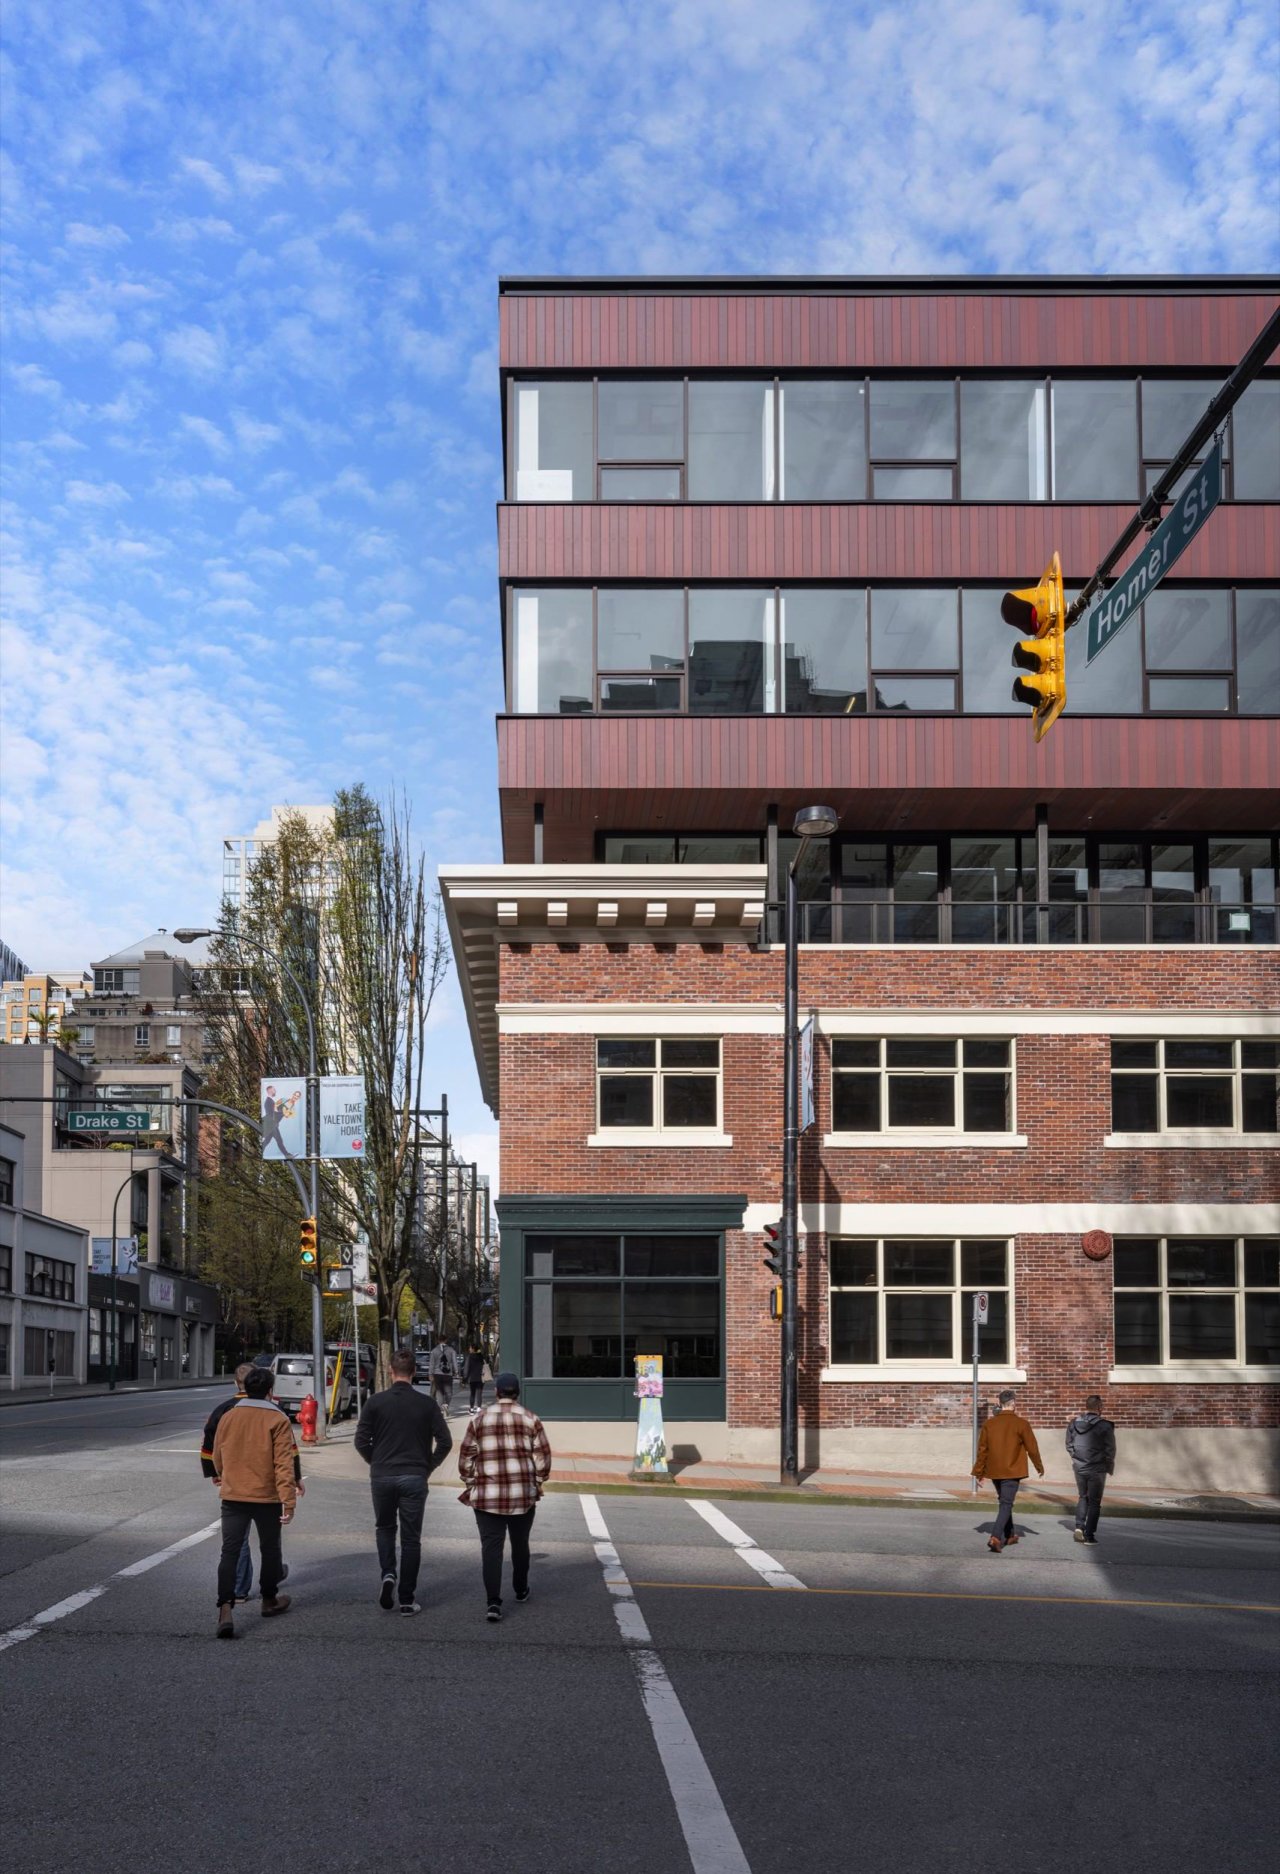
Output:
(457, 1371), (552, 1622)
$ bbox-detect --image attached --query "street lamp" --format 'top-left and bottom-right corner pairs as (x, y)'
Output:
(174, 925), (327, 1440)
(780, 804), (839, 1487)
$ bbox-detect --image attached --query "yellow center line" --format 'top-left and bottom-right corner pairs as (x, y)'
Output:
(629, 1579), (1280, 1614)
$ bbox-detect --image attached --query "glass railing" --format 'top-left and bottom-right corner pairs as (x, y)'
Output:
(763, 901), (1277, 945)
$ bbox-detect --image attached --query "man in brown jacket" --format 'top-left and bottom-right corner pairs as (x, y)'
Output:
(211, 1363), (298, 1637)
(972, 1387), (1044, 1553)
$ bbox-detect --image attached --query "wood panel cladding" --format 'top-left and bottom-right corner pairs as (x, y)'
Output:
(499, 287), (1279, 371)
(498, 500), (1279, 584)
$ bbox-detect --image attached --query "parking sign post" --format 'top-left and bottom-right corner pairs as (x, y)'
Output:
(970, 1291), (989, 1495)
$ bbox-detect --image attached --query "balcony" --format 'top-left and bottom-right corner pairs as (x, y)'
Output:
(768, 901), (1277, 946)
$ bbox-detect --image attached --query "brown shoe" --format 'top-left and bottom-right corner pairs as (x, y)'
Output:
(987, 1537), (1003, 1553)
(1004, 1533), (1020, 1546)
(260, 1595), (291, 1618)
(217, 1602), (236, 1639)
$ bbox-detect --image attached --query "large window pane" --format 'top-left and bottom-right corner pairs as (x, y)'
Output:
(1245, 1295), (1280, 1364)
(781, 589), (866, 714)
(1166, 1077), (1234, 1128)
(961, 1241), (1008, 1285)
(884, 1241), (954, 1285)
(888, 1077), (955, 1127)
(830, 1240), (877, 1285)
(1052, 381), (1138, 500)
(525, 1235), (620, 1278)
(511, 589), (592, 714)
(782, 382), (866, 498)
(871, 590), (958, 670)
(597, 589), (684, 671)
(604, 837), (676, 864)
(513, 382), (593, 500)
(598, 381), (683, 460)
(1168, 1295), (1236, 1361)
(1141, 380), (1223, 460)
(831, 1291), (876, 1363)
(527, 1283), (622, 1377)
(1235, 590), (1280, 715)
(1232, 379), (1280, 499)
(662, 1075), (717, 1127)
(599, 1076), (653, 1128)
(1114, 1292), (1160, 1363)
(624, 1236), (718, 1278)
(960, 382), (1047, 498)
(1144, 590), (1231, 670)
(961, 1290), (1008, 1362)
(872, 467), (954, 499)
(870, 382), (955, 461)
(625, 1282), (720, 1376)
(1113, 1239), (1160, 1286)
(688, 382), (773, 500)
(601, 676), (681, 711)
(886, 1294), (952, 1359)
(677, 835), (764, 863)
(875, 675), (956, 711)
(600, 467), (681, 499)
(1167, 1239), (1236, 1287)
(832, 1073), (879, 1131)
(1149, 676), (1231, 712)
(1065, 583), (1142, 711)
(688, 590), (772, 713)
(961, 590), (1021, 712)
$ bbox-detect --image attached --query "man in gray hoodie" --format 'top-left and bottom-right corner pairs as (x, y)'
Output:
(1066, 1394), (1116, 1544)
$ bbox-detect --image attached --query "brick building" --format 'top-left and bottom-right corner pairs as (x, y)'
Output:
(441, 275), (1279, 1491)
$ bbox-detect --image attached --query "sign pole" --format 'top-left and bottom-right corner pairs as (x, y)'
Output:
(970, 1292), (988, 1496)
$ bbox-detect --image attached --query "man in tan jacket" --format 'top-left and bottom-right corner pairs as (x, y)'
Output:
(972, 1387), (1044, 1553)
(211, 1363), (298, 1637)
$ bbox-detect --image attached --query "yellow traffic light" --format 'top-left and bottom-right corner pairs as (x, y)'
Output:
(1002, 550), (1066, 742)
(299, 1215), (318, 1274)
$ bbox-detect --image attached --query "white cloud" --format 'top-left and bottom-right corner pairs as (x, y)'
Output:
(66, 221), (129, 248)
(180, 413), (231, 455)
(113, 339), (154, 369)
(179, 155), (231, 198)
(232, 411), (283, 452)
(163, 324), (226, 376)
(65, 479), (130, 507)
(9, 363), (63, 399)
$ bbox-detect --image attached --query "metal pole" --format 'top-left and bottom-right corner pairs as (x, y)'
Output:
(307, 1068), (326, 1441)
(781, 854), (801, 1487)
(970, 1297), (982, 1495)
(108, 1160), (134, 1392)
(437, 1094), (449, 1339)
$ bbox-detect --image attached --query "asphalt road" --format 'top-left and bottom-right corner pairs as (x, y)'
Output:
(1, 1389), (1277, 1874)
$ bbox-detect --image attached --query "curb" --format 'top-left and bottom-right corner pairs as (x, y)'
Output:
(0, 1378), (233, 1409)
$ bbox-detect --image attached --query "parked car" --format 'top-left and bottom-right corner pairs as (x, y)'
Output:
(271, 1353), (356, 1420)
(413, 1350), (433, 1386)
(325, 1341), (376, 1393)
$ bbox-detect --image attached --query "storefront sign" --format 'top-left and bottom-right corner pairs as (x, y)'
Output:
(148, 1274), (176, 1310)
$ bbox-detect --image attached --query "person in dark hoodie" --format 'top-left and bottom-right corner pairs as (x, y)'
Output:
(1066, 1393), (1116, 1544)
(354, 1346), (452, 1615)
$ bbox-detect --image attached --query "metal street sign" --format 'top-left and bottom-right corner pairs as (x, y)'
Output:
(1085, 441), (1222, 664)
(973, 1292), (990, 1325)
(68, 1110), (151, 1133)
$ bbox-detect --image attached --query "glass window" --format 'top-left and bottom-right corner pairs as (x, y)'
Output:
(781, 382), (866, 498)
(870, 382), (956, 461)
(597, 1038), (721, 1133)
(1141, 380), (1223, 462)
(1052, 381), (1138, 500)
(626, 1282), (720, 1376)
(512, 382), (593, 500)
(830, 1236), (1010, 1365)
(872, 466), (954, 499)
(600, 676), (681, 712)
(624, 1236), (718, 1278)
(831, 1036), (1012, 1133)
(1111, 1038), (1277, 1135)
(511, 589), (592, 714)
(597, 381), (683, 461)
(871, 589), (958, 671)
(960, 590), (1022, 713)
(524, 1232), (722, 1380)
(688, 589), (773, 714)
(1148, 676), (1231, 713)
(1149, 843), (1197, 942)
(1065, 582), (1143, 712)
(600, 467), (681, 500)
(780, 589), (866, 714)
(603, 837), (675, 864)
(597, 590), (684, 672)
(1144, 590), (1231, 670)
(526, 1235), (620, 1278)
(1097, 841), (1147, 944)
(960, 382), (1048, 499)
(875, 674), (956, 711)
(1113, 1234), (1280, 1366)
(687, 382), (774, 501)
(1232, 379), (1280, 499)
(1208, 839), (1278, 948)
(676, 835), (764, 864)
(1235, 590), (1280, 715)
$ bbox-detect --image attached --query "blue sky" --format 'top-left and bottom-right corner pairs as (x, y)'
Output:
(2, 0), (1278, 1180)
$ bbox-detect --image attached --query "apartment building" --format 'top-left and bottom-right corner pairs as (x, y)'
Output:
(1, 970), (92, 1046)
(441, 276), (1279, 1490)
(70, 933), (214, 1070)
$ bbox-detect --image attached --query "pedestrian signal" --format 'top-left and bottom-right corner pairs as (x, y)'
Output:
(769, 1284), (783, 1321)
(1003, 549), (1067, 742)
(299, 1215), (318, 1274)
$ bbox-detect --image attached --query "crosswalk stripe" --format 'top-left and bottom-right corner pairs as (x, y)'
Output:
(687, 1499), (807, 1589)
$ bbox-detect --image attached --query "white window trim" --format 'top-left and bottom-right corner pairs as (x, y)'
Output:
(825, 1132), (1027, 1149)
(822, 1364), (1027, 1384)
(1105, 1133), (1278, 1150)
(1107, 1365), (1278, 1384)
(587, 1129), (733, 1148)
(595, 1036), (723, 1142)
(1113, 1235), (1279, 1372)
(829, 1236), (1013, 1370)
(1111, 1037), (1278, 1139)
(830, 1036), (1017, 1141)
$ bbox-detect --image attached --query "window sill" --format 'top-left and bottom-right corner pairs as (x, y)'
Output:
(1104, 1133), (1278, 1150)
(586, 1130), (734, 1148)
(823, 1132), (1028, 1149)
(1107, 1365), (1280, 1384)
(821, 1365), (1027, 1384)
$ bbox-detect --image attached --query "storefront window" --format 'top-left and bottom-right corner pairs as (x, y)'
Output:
(525, 1232), (721, 1380)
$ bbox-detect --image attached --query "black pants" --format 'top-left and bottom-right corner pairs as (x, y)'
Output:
(474, 1506), (535, 1606)
(469, 1381), (484, 1410)
(1073, 1465), (1107, 1538)
(432, 1379), (453, 1415)
(218, 1502), (282, 1607)
(372, 1474), (428, 1602)
(992, 1478), (1020, 1541)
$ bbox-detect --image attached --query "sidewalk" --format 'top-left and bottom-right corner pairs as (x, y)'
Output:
(304, 1415), (1280, 1522)
(0, 1374), (230, 1408)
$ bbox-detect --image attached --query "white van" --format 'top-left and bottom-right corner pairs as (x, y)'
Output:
(271, 1353), (356, 1420)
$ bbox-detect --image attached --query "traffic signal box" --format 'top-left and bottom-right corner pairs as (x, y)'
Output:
(1002, 550), (1067, 742)
(299, 1215), (318, 1278)
(762, 1221), (783, 1320)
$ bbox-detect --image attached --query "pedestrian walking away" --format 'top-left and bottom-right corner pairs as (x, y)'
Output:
(354, 1346), (451, 1615)
(457, 1371), (552, 1622)
(1067, 1393), (1116, 1544)
(427, 1339), (458, 1417)
(972, 1387), (1044, 1552)
(211, 1364), (298, 1637)
(463, 1344), (486, 1413)
(201, 1363), (302, 1602)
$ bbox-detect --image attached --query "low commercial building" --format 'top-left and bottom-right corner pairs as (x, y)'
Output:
(0, 1121), (89, 1391)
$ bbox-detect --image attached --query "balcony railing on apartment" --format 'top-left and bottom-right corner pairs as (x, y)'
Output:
(763, 901), (1277, 946)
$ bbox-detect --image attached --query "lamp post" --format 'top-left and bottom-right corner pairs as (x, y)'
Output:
(174, 926), (327, 1441)
(108, 1160), (136, 1392)
(780, 805), (839, 1487)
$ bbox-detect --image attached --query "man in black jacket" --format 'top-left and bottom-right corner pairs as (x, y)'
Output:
(1066, 1394), (1116, 1544)
(354, 1347), (452, 1615)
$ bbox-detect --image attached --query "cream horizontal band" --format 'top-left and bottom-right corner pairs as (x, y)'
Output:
(741, 1202), (1275, 1234)
(1104, 1133), (1278, 1150)
(1107, 1366), (1279, 1384)
(498, 1004), (1280, 1039)
(822, 1132), (1028, 1149)
(585, 1130), (734, 1149)
(821, 1365), (1027, 1384)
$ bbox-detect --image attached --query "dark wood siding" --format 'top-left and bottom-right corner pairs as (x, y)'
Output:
(498, 501), (1279, 583)
(500, 289), (1278, 371)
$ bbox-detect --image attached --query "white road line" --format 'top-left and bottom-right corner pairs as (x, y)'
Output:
(0, 1519), (221, 1653)
(687, 1500), (807, 1589)
(580, 1495), (751, 1874)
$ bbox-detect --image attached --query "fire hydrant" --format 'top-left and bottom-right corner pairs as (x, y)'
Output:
(299, 1393), (318, 1445)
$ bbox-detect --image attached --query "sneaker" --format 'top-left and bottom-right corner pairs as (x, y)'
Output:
(1073, 1528), (1086, 1543)
(379, 1575), (396, 1611)
(514, 1586), (530, 1603)
(486, 1602), (503, 1622)
(399, 1601), (421, 1617)
(1081, 1535), (1098, 1545)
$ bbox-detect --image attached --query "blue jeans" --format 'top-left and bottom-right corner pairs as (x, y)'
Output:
(371, 1474), (428, 1603)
